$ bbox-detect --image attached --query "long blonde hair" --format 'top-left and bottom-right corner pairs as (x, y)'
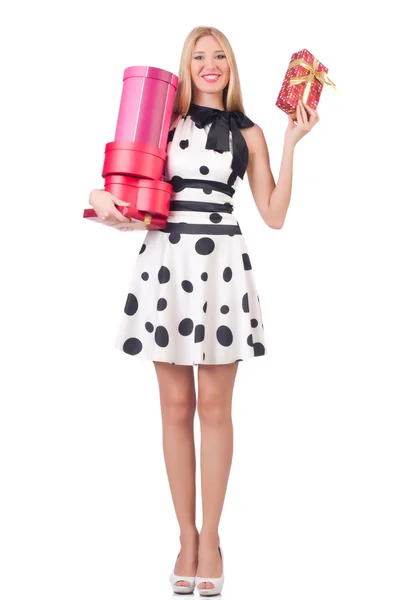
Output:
(171, 26), (246, 125)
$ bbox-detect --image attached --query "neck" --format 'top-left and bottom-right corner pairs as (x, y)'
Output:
(191, 93), (225, 111)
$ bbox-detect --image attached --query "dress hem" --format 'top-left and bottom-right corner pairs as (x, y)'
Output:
(114, 343), (266, 365)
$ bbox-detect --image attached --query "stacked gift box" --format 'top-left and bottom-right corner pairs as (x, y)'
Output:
(83, 66), (178, 231)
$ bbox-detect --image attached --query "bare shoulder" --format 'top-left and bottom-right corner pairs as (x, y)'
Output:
(240, 123), (268, 156)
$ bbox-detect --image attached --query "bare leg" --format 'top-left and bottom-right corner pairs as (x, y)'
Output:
(196, 362), (239, 590)
(153, 361), (199, 587)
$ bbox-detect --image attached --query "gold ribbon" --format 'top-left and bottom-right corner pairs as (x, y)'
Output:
(288, 57), (339, 104)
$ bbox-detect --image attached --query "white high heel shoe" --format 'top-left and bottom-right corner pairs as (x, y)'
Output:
(195, 545), (224, 596)
(169, 551), (196, 595)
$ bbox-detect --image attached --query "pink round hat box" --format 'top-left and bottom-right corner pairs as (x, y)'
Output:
(115, 66), (178, 150)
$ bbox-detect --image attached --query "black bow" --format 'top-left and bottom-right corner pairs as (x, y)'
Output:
(187, 103), (254, 180)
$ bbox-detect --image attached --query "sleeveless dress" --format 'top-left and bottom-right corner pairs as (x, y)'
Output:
(114, 103), (267, 365)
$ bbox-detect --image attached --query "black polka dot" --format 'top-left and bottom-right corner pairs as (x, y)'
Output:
(203, 301), (207, 313)
(123, 337), (143, 355)
(171, 175), (185, 192)
(200, 165), (209, 175)
(178, 318), (194, 336)
(155, 326), (169, 347)
(251, 318), (258, 327)
(124, 293), (138, 316)
(253, 342), (265, 356)
(182, 280), (193, 293)
(145, 322), (154, 332)
(223, 267), (232, 282)
(141, 272), (149, 281)
(235, 358), (243, 362)
(242, 292), (249, 313)
(220, 305), (229, 314)
(247, 334), (253, 347)
(158, 266), (171, 283)
(179, 139), (189, 150)
(203, 188), (212, 195)
(203, 352), (205, 360)
(157, 298), (167, 310)
(139, 244), (146, 254)
(169, 232), (181, 244)
(242, 253), (252, 270)
(195, 237), (215, 255)
(216, 325), (233, 347)
(209, 213), (222, 223)
(201, 272), (208, 281)
(194, 325), (205, 342)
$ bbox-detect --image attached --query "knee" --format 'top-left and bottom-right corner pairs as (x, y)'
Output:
(161, 394), (196, 426)
(197, 393), (231, 426)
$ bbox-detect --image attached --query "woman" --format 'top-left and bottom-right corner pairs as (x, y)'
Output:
(89, 25), (319, 596)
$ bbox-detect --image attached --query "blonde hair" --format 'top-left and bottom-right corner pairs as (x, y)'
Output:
(171, 26), (246, 125)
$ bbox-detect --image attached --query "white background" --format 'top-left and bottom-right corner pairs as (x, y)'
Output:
(1, 0), (396, 598)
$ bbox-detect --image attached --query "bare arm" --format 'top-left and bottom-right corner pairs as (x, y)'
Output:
(246, 124), (295, 229)
(245, 124), (277, 228)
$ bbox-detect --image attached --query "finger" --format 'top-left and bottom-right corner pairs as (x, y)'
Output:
(301, 102), (312, 128)
(303, 103), (319, 120)
(296, 103), (302, 124)
(111, 211), (131, 222)
(303, 102), (317, 123)
(113, 198), (131, 206)
(296, 102), (303, 125)
(101, 210), (130, 223)
(303, 102), (315, 114)
(312, 109), (320, 121)
(299, 100), (308, 123)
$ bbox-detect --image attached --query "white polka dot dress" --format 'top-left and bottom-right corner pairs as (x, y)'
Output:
(114, 105), (267, 365)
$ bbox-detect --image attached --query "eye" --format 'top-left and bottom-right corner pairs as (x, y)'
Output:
(194, 54), (226, 60)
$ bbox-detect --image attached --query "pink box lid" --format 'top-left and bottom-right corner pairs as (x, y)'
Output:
(123, 66), (178, 90)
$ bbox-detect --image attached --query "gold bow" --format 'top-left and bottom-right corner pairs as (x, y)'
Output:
(288, 57), (339, 104)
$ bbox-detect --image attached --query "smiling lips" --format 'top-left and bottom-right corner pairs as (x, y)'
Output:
(202, 74), (221, 82)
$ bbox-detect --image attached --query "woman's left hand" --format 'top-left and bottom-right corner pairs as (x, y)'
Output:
(285, 99), (320, 146)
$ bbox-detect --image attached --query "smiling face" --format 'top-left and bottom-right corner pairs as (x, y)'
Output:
(190, 34), (230, 107)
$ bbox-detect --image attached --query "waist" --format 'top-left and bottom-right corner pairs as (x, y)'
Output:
(159, 199), (241, 235)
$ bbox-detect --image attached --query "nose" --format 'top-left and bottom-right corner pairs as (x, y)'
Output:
(204, 57), (217, 71)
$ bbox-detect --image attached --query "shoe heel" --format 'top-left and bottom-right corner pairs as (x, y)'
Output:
(169, 551), (196, 594)
(195, 546), (224, 596)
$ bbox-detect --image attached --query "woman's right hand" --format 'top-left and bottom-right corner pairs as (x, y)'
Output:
(88, 189), (131, 223)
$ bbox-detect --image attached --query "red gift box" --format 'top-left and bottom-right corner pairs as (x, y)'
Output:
(102, 141), (167, 180)
(276, 48), (336, 120)
(83, 175), (173, 231)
